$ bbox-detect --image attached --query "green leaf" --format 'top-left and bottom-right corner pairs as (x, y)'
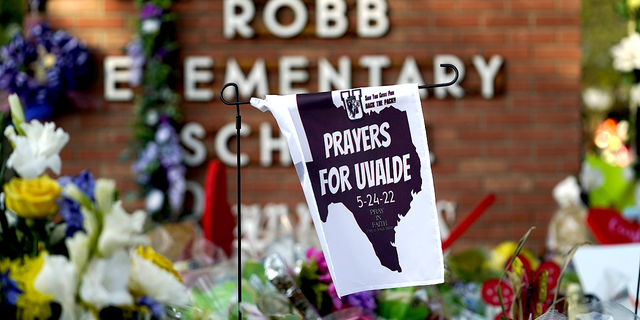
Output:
(497, 227), (535, 316)
(551, 242), (589, 310)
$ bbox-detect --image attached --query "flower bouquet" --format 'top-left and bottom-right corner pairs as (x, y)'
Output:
(0, 23), (91, 121)
(0, 94), (189, 320)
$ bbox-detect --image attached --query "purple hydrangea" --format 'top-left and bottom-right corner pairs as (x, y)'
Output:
(140, 3), (163, 19)
(0, 23), (91, 120)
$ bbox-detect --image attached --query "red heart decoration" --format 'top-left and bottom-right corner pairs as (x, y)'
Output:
(587, 208), (640, 244)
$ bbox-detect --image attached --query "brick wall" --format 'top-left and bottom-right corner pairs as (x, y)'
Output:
(44, 0), (581, 253)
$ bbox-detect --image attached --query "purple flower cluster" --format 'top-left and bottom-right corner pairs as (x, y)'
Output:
(0, 23), (90, 120)
(126, 39), (145, 87)
(140, 3), (163, 19)
(132, 118), (186, 213)
(57, 170), (95, 237)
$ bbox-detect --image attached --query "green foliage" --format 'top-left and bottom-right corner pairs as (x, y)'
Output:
(0, 0), (24, 46)
(582, 0), (627, 89)
(446, 248), (491, 283)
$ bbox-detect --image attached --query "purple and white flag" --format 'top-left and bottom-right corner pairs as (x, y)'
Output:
(251, 84), (444, 297)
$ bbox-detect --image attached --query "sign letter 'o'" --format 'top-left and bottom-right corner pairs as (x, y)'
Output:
(264, 0), (308, 38)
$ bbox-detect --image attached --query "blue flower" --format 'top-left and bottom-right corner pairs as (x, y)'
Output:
(57, 197), (83, 237)
(137, 296), (165, 319)
(0, 270), (22, 306)
(59, 170), (96, 201)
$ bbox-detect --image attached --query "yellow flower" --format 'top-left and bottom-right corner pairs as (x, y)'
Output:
(0, 255), (53, 320)
(485, 241), (539, 273)
(4, 175), (61, 219)
(629, 0), (640, 10)
(135, 246), (183, 283)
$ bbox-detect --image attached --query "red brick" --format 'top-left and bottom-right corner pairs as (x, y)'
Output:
(485, 177), (534, 191)
(435, 17), (479, 27)
(536, 145), (580, 156)
(459, 129), (505, 140)
(510, 31), (555, 43)
(511, 161), (558, 172)
(434, 146), (482, 157)
(410, 1), (454, 10)
(534, 47), (581, 59)
(486, 16), (530, 27)
(104, 0), (135, 11)
(487, 114), (530, 124)
(510, 129), (556, 140)
(461, 33), (505, 43)
(559, 0), (581, 10)
(436, 178), (482, 190)
(512, 0), (555, 10)
(559, 31), (581, 43)
(487, 146), (530, 156)
(459, 0), (505, 10)
(536, 16), (581, 26)
(459, 159), (508, 173)
(49, 0), (98, 12)
(536, 81), (581, 91)
(77, 17), (125, 28)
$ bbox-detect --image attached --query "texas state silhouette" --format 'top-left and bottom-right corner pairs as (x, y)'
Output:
(297, 91), (422, 272)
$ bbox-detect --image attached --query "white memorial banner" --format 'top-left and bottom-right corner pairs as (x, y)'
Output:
(251, 83), (444, 297)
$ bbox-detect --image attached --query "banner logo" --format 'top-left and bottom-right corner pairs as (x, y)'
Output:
(341, 89), (364, 121)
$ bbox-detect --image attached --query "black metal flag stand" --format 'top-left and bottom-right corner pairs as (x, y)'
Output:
(219, 64), (459, 319)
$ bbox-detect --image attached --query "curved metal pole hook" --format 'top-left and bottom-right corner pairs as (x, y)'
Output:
(419, 64), (459, 89)
(220, 83), (252, 106)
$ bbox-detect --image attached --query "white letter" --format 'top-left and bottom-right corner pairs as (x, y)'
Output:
(434, 54), (465, 99)
(317, 0), (348, 38)
(214, 122), (251, 167)
(319, 56), (351, 92)
(472, 55), (503, 99)
(402, 153), (411, 181)
(320, 169), (329, 196)
(185, 181), (204, 219)
(224, 0), (255, 39)
(104, 56), (133, 101)
(324, 133), (333, 158)
(360, 55), (390, 87)
(264, 0), (307, 38)
(224, 58), (269, 100)
(396, 56), (426, 99)
(184, 56), (214, 101)
(279, 56), (309, 94)
(181, 122), (207, 167)
(260, 122), (291, 167)
(357, 0), (389, 38)
(328, 167), (340, 194)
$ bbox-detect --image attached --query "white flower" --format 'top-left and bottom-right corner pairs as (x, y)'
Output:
(580, 162), (604, 192)
(94, 179), (116, 215)
(141, 19), (161, 34)
(97, 201), (149, 256)
(5, 120), (69, 178)
(145, 189), (164, 213)
(553, 176), (582, 208)
(582, 88), (613, 112)
(66, 232), (90, 273)
(80, 251), (133, 310)
(8, 94), (25, 134)
(611, 33), (640, 72)
(128, 251), (190, 307)
(34, 254), (78, 320)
